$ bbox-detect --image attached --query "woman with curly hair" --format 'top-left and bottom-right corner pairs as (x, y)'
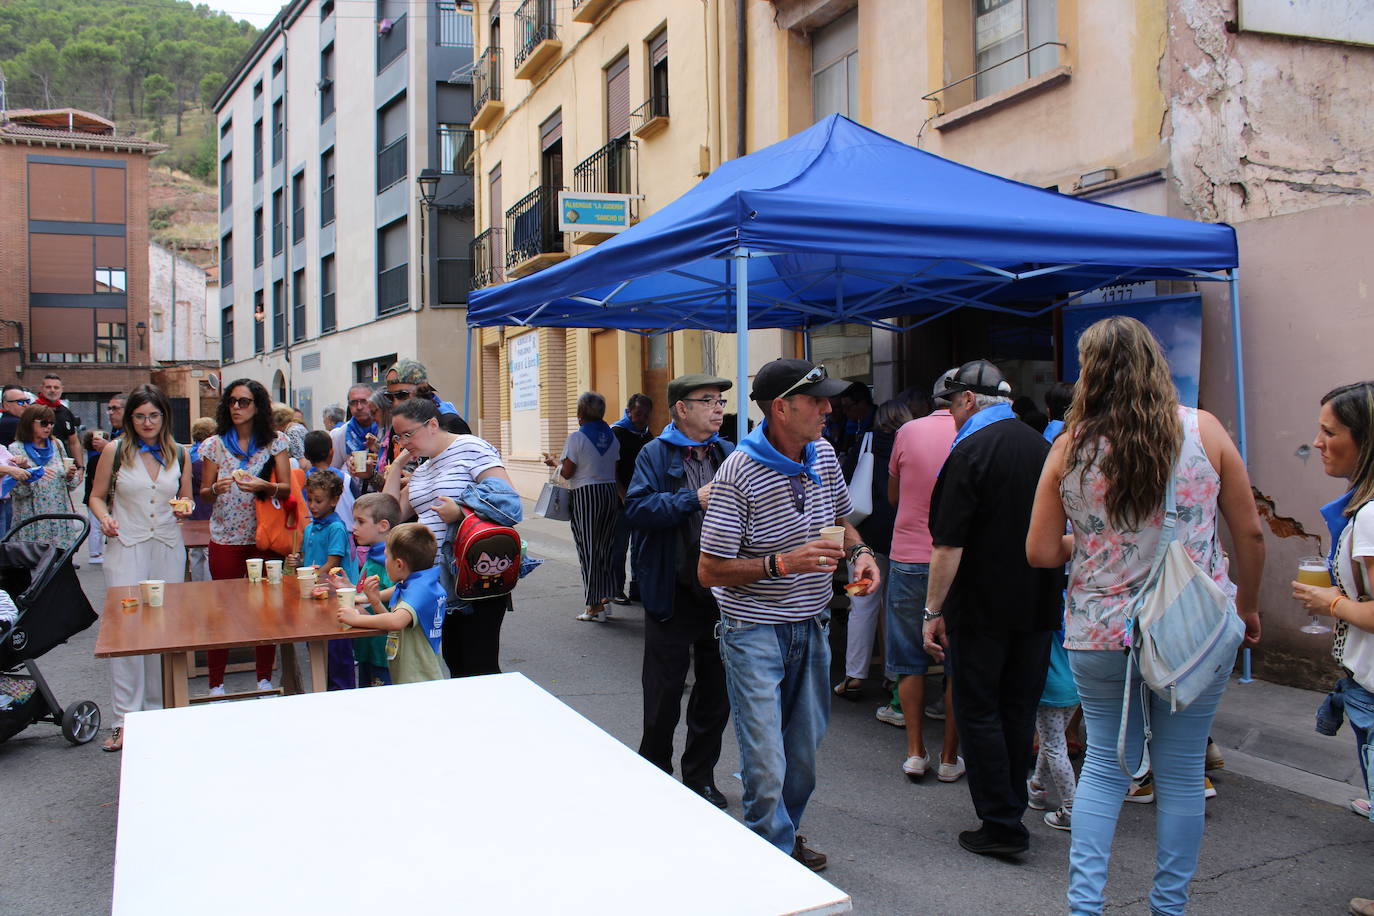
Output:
(1027, 316), (1264, 916)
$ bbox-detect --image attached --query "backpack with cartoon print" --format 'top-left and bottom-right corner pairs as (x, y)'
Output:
(448, 509), (521, 601)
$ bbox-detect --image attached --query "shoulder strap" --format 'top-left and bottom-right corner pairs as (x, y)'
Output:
(109, 442), (124, 499)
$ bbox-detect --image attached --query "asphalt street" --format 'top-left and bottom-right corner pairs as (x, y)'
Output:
(1, 511), (1371, 915)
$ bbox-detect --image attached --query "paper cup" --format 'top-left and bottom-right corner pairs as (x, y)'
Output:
(140, 580), (165, 607)
(245, 558), (264, 582)
(295, 565), (316, 580)
(351, 450), (369, 472)
(820, 525), (845, 546)
(265, 559), (284, 584)
(335, 587), (356, 611)
(296, 574), (317, 597)
(62, 457), (75, 474)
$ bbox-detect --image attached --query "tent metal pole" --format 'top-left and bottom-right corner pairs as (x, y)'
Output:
(735, 248), (750, 442)
(463, 321), (474, 420)
(1228, 267), (1254, 684)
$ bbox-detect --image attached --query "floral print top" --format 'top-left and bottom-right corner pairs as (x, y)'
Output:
(1060, 407), (1235, 650)
(199, 432), (289, 546)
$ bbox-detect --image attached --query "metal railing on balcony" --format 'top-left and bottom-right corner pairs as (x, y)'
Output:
(292, 205), (305, 244)
(505, 186), (562, 269)
(221, 251), (233, 284)
(469, 228), (504, 288)
(473, 46), (502, 111)
(377, 136), (408, 193)
(376, 12), (408, 73)
(573, 135), (635, 195)
(321, 184), (335, 226)
(514, 0), (556, 71)
(436, 1), (474, 48)
(437, 257), (472, 303)
(438, 126), (474, 175)
(630, 95), (669, 131)
(377, 263), (409, 314)
(321, 290), (336, 333)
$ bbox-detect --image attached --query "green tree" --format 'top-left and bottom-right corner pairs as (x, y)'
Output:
(12, 39), (61, 108)
(143, 73), (174, 137)
(59, 38), (123, 119)
(154, 38), (201, 136)
(199, 71), (225, 112)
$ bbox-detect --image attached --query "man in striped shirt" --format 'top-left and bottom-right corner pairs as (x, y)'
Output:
(700, 359), (882, 871)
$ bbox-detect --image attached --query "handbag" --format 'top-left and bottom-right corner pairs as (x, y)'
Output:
(1331, 503), (1374, 688)
(534, 469), (572, 522)
(253, 455), (308, 555)
(846, 432), (874, 525)
(1117, 464), (1245, 779)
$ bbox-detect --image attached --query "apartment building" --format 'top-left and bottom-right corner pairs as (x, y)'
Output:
(0, 108), (163, 426)
(213, 0), (477, 425)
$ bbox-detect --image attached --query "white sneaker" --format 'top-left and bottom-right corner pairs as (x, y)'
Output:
(875, 704), (906, 728)
(902, 753), (930, 779)
(89, 555), (103, 565)
(1044, 806), (1073, 831)
(208, 685), (225, 697)
(937, 756), (966, 783)
(257, 679), (273, 692)
(1027, 779), (1048, 810)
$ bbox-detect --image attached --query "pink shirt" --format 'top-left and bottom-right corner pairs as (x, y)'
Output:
(887, 410), (957, 563)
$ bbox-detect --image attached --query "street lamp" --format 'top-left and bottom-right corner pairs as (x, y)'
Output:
(415, 169), (443, 314)
(417, 169), (441, 206)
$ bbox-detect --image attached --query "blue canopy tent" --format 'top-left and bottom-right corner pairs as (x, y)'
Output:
(467, 115), (1246, 455)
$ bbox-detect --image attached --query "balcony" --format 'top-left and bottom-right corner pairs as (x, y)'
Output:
(513, 0), (559, 81)
(505, 185), (567, 278)
(377, 12), (407, 73)
(631, 95), (670, 140)
(570, 136), (636, 245)
(438, 125), (474, 174)
(436, 1), (474, 48)
(377, 264), (409, 315)
(377, 136), (407, 193)
(471, 46), (504, 131)
(571, 0), (614, 24)
(437, 257), (472, 304)
(469, 228), (504, 289)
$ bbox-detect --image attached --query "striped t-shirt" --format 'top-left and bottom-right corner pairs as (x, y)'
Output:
(404, 435), (504, 551)
(700, 439), (852, 624)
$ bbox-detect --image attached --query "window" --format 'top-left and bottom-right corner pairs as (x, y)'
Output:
(648, 29), (669, 116)
(220, 117), (232, 138)
(253, 119), (264, 180)
(974, 0), (1058, 98)
(437, 1), (474, 47)
(254, 289), (265, 353)
(272, 280), (285, 349)
(253, 79), (263, 99)
(272, 190), (284, 256)
(221, 305), (234, 363)
(438, 123), (473, 175)
(254, 207), (264, 266)
(321, 149), (336, 225)
(320, 44), (335, 121)
(94, 268), (127, 293)
(606, 53), (630, 140)
(812, 9), (858, 121)
(95, 322), (126, 363)
(271, 100), (284, 164)
(272, 55), (284, 78)
(291, 172), (305, 244)
(292, 268), (307, 343)
(320, 254), (336, 333)
(377, 93), (408, 193)
(376, 218), (408, 315)
(219, 153), (233, 208)
(221, 232), (233, 284)
(321, 0), (334, 18)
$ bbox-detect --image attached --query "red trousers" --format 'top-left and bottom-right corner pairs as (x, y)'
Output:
(207, 541), (282, 687)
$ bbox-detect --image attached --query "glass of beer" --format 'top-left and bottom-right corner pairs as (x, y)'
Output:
(1297, 555), (1333, 634)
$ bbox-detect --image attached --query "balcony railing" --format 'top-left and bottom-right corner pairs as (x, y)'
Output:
(292, 205), (305, 244)
(514, 0), (556, 71)
(377, 136), (407, 193)
(631, 95), (669, 133)
(377, 12), (408, 73)
(505, 185), (562, 269)
(469, 228), (504, 288)
(436, 1), (474, 47)
(321, 290), (336, 333)
(437, 257), (472, 303)
(473, 45), (502, 111)
(438, 126), (474, 175)
(377, 263), (409, 314)
(221, 253), (232, 284)
(253, 230), (263, 266)
(573, 135), (635, 195)
(321, 184), (335, 226)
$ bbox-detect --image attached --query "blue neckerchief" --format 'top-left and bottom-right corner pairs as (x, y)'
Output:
(951, 402), (1016, 449)
(579, 420), (615, 456)
(1043, 419), (1065, 443)
(220, 431), (258, 469)
(344, 418), (378, 455)
(22, 441), (54, 468)
(434, 395), (458, 415)
(189, 441), (201, 464)
(737, 420), (821, 486)
(390, 565), (446, 653)
(1321, 489), (1355, 566)
(612, 410), (648, 435)
(139, 441), (165, 466)
(365, 542), (387, 565)
(657, 422), (721, 448)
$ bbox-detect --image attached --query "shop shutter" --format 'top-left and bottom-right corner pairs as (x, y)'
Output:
(606, 53), (630, 139)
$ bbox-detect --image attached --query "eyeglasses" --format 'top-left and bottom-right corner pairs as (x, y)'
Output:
(393, 422), (430, 443)
(682, 397), (728, 409)
(132, 412), (162, 425)
(106, 404), (121, 411)
(227, 397), (255, 409)
(776, 364), (827, 400)
(384, 390), (416, 402)
(36, 419), (53, 428)
(348, 399), (371, 408)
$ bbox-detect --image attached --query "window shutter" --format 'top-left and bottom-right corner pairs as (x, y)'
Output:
(606, 54), (630, 139)
(650, 31), (668, 67)
(539, 110), (562, 150)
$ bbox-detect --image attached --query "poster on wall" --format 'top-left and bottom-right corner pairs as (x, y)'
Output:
(1061, 294), (1203, 407)
(510, 333), (540, 412)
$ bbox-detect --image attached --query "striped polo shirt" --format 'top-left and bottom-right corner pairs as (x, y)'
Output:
(700, 438), (852, 624)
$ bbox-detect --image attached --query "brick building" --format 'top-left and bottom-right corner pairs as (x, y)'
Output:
(0, 108), (165, 427)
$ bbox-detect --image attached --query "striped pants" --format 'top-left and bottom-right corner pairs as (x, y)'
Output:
(570, 482), (620, 608)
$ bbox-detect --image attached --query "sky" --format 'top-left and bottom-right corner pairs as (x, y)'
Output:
(204, 1), (288, 29)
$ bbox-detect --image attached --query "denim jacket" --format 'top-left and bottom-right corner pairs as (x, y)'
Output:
(437, 478), (527, 615)
(624, 437), (734, 622)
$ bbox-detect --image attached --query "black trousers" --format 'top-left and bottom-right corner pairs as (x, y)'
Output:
(638, 587), (731, 786)
(947, 623), (1051, 842)
(441, 600), (507, 678)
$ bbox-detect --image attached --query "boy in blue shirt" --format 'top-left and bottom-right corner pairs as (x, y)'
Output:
(295, 472), (358, 689)
(347, 492), (403, 687)
(337, 523), (445, 684)
(303, 430), (354, 532)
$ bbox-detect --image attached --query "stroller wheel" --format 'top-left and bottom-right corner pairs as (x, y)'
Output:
(61, 700), (101, 745)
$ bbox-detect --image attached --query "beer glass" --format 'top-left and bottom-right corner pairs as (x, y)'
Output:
(1297, 555), (1333, 634)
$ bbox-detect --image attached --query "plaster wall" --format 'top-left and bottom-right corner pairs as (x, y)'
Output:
(148, 244), (212, 363)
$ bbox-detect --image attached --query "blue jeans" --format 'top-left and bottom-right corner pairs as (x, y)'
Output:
(885, 561), (935, 675)
(1318, 677), (1374, 817)
(1068, 649), (1229, 916)
(719, 612), (831, 853)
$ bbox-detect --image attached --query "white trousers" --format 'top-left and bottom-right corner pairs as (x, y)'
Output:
(844, 553), (888, 680)
(105, 536), (184, 726)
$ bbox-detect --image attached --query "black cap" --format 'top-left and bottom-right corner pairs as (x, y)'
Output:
(750, 358), (852, 402)
(932, 359), (1010, 399)
(667, 373), (732, 405)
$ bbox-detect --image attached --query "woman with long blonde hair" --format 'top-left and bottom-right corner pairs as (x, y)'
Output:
(1027, 316), (1264, 915)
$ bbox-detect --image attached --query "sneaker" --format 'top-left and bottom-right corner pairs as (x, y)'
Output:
(902, 753), (930, 779)
(937, 756), (966, 783)
(1203, 776), (1217, 799)
(875, 704), (906, 728)
(1027, 779), (1048, 810)
(924, 697), (946, 720)
(1044, 806), (1073, 831)
(89, 555), (103, 565)
(208, 685), (226, 697)
(1124, 778), (1154, 804)
(257, 679), (273, 692)
(1205, 740), (1225, 771)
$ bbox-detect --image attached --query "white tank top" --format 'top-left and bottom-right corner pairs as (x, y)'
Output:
(111, 447), (184, 550)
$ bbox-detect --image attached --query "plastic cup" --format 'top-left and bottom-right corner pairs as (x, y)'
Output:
(335, 587), (356, 611)
(140, 580), (165, 607)
(820, 525), (845, 546)
(265, 559), (284, 584)
(296, 574), (317, 597)
(351, 450), (369, 472)
(245, 558), (264, 582)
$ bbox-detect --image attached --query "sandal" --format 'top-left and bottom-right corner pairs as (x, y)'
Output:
(833, 678), (863, 701)
(1351, 798), (1372, 817)
(576, 608), (604, 622)
(101, 727), (123, 753)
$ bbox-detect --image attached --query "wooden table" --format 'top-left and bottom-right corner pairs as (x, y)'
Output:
(112, 674), (852, 915)
(177, 519), (211, 548)
(94, 578), (379, 708)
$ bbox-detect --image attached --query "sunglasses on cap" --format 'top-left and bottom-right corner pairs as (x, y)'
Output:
(384, 389), (417, 402)
(776, 364), (827, 400)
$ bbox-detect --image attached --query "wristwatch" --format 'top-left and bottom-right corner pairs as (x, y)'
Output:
(922, 607), (943, 622)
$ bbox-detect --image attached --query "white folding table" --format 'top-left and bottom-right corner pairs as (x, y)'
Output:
(113, 673), (852, 915)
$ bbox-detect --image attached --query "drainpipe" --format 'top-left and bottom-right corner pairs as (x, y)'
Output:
(735, 0), (746, 159)
(279, 20), (292, 398)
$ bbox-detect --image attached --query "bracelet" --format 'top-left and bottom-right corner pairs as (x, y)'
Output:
(1329, 594), (1344, 618)
(776, 554), (789, 578)
(847, 544), (875, 561)
(764, 555), (777, 579)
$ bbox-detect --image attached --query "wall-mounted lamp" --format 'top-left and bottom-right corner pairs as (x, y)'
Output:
(1079, 167), (1118, 189)
(135, 321), (147, 351)
(416, 168), (441, 206)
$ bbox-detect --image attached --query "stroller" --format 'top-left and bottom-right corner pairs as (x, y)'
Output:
(0, 513), (100, 745)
